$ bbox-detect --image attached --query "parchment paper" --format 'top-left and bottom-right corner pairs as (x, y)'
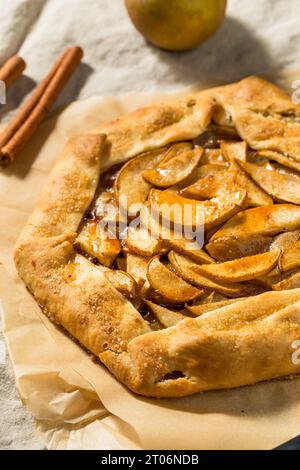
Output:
(1, 83), (300, 450)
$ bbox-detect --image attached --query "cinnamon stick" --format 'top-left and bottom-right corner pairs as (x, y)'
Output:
(0, 46), (83, 166)
(0, 55), (26, 88)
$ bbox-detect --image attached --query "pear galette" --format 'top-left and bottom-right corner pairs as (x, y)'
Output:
(15, 77), (300, 397)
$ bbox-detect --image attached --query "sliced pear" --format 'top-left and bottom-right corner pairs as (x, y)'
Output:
(269, 231), (300, 274)
(171, 163), (228, 193)
(181, 165), (271, 207)
(280, 240), (300, 272)
(125, 252), (151, 308)
(210, 204), (300, 244)
(144, 300), (186, 327)
(180, 167), (239, 199)
(140, 203), (212, 262)
(196, 251), (280, 283)
(140, 202), (169, 239)
(257, 150), (300, 173)
(150, 188), (246, 230)
(164, 238), (214, 264)
(199, 148), (228, 165)
(192, 291), (229, 304)
(145, 288), (174, 306)
(186, 298), (245, 316)
(194, 163), (228, 177)
(94, 190), (123, 224)
(125, 225), (165, 257)
(255, 266), (282, 289)
(206, 235), (274, 261)
(125, 252), (149, 285)
(146, 256), (202, 304)
(196, 289), (300, 331)
(269, 230), (300, 253)
(207, 205), (300, 261)
(168, 251), (248, 297)
(114, 147), (167, 215)
(75, 219), (121, 267)
(269, 163), (300, 178)
(133, 283), (151, 312)
(94, 263), (137, 299)
(103, 269), (137, 298)
(230, 161), (273, 207)
(272, 270), (300, 291)
(140, 201), (189, 241)
(143, 144), (202, 188)
(140, 202), (201, 243)
(221, 140), (248, 162)
(237, 160), (300, 205)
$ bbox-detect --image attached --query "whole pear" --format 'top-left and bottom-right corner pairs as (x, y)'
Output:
(125, 0), (227, 51)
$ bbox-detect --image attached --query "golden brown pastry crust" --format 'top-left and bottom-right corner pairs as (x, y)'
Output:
(14, 77), (300, 397)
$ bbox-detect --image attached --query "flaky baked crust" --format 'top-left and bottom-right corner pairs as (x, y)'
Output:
(14, 77), (300, 397)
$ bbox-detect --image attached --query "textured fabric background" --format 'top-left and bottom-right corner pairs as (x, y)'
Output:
(0, 0), (300, 450)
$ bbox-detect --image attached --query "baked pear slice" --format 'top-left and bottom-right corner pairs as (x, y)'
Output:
(272, 270), (300, 291)
(125, 253), (151, 309)
(171, 163), (228, 192)
(140, 202), (171, 240)
(144, 300), (187, 327)
(255, 266), (282, 289)
(181, 165), (272, 207)
(75, 219), (121, 267)
(164, 238), (214, 264)
(114, 147), (167, 215)
(180, 167), (239, 199)
(99, 267), (137, 299)
(139, 203), (213, 263)
(125, 252), (149, 286)
(280, 240), (300, 273)
(257, 150), (300, 173)
(192, 163), (228, 178)
(268, 230), (300, 277)
(191, 291), (229, 304)
(186, 298), (246, 316)
(168, 251), (249, 297)
(231, 161), (272, 207)
(200, 148), (228, 165)
(210, 204), (300, 245)
(196, 251), (280, 282)
(149, 188), (246, 230)
(269, 230), (300, 253)
(206, 235), (274, 261)
(196, 289), (300, 330)
(143, 143), (202, 187)
(147, 256), (202, 304)
(125, 225), (166, 257)
(221, 140), (248, 162)
(140, 202), (204, 244)
(237, 160), (300, 205)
